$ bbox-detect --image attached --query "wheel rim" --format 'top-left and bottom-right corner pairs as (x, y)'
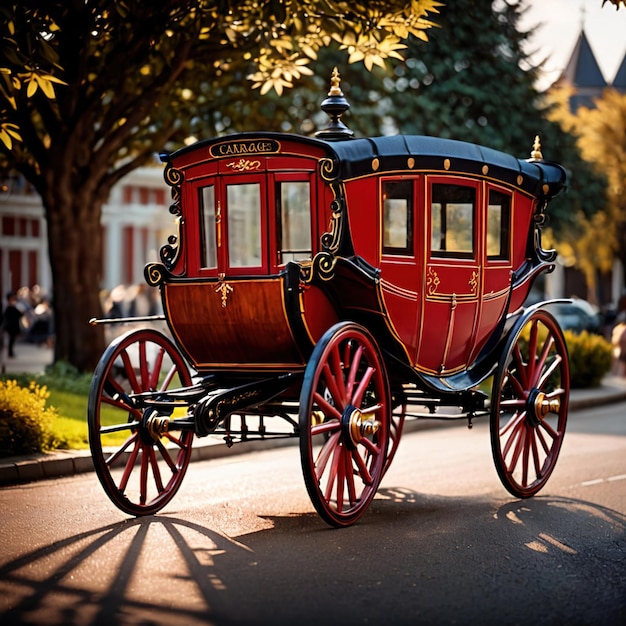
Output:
(88, 329), (194, 515)
(490, 310), (569, 498)
(299, 323), (390, 527)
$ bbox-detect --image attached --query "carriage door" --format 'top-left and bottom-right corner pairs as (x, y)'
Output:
(199, 173), (269, 276)
(416, 178), (482, 374)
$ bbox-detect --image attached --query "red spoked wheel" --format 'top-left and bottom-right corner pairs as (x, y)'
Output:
(490, 309), (570, 498)
(299, 322), (390, 527)
(88, 328), (194, 516)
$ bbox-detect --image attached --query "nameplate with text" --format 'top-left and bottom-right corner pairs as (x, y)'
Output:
(210, 139), (280, 158)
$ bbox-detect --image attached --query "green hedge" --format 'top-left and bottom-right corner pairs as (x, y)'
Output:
(564, 330), (612, 389)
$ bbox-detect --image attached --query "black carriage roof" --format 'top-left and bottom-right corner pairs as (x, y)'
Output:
(164, 131), (566, 200)
(321, 134), (566, 199)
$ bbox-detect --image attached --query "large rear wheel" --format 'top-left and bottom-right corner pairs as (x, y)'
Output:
(490, 309), (569, 498)
(88, 328), (194, 515)
(299, 322), (390, 527)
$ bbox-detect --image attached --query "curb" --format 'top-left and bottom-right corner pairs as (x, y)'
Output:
(2, 384), (626, 488)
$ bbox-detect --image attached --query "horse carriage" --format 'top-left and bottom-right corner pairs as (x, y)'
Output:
(88, 70), (569, 527)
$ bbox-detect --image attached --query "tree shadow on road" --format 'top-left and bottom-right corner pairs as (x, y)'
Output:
(0, 491), (624, 626)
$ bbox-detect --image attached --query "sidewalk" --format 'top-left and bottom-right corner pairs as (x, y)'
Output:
(0, 337), (54, 375)
(2, 339), (626, 486)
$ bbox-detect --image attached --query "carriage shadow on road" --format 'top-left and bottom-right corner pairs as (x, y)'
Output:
(0, 491), (624, 626)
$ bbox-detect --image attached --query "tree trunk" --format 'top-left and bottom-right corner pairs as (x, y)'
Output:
(43, 182), (106, 373)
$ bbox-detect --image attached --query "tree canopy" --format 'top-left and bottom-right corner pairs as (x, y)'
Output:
(0, 0), (441, 371)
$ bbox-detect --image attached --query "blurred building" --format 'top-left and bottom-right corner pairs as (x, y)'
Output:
(0, 165), (175, 298)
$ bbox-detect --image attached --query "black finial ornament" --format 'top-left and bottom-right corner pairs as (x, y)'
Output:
(315, 67), (354, 140)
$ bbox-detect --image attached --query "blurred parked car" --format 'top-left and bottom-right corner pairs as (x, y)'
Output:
(542, 300), (603, 335)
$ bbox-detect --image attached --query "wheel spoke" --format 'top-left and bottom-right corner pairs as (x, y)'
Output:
(119, 440), (141, 493)
(507, 369), (527, 401)
(155, 437), (178, 473)
(537, 354), (562, 389)
(312, 390), (342, 421)
(325, 443), (343, 504)
(321, 362), (345, 410)
(352, 365), (375, 407)
(352, 448), (373, 486)
(139, 340), (149, 390)
(499, 409), (526, 439)
(120, 348), (141, 394)
(330, 345), (347, 406)
(506, 421), (526, 474)
(105, 433), (138, 466)
(530, 428), (541, 480)
(148, 446), (165, 493)
(511, 343), (528, 389)
(531, 334), (555, 388)
(140, 447), (149, 505)
(149, 346), (166, 390)
(314, 431), (341, 480)
(346, 344), (364, 400)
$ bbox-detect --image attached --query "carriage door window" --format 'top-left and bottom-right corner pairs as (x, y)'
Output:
(431, 184), (475, 257)
(200, 185), (217, 269)
(383, 180), (413, 255)
(279, 181), (311, 262)
(487, 189), (511, 260)
(227, 182), (262, 268)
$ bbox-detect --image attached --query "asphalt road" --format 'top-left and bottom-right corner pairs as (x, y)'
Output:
(0, 401), (624, 626)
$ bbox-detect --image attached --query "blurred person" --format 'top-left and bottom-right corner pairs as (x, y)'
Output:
(2, 292), (24, 357)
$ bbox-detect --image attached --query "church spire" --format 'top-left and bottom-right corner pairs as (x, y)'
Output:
(557, 30), (606, 111)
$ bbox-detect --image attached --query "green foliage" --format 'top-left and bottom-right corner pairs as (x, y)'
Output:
(564, 330), (612, 389)
(0, 380), (58, 456)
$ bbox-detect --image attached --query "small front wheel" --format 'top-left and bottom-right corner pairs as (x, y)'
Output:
(299, 322), (390, 527)
(88, 328), (194, 516)
(490, 309), (569, 498)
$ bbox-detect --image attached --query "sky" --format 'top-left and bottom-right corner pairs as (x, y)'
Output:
(519, 0), (626, 90)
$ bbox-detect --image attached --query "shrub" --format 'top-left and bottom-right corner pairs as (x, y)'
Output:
(0, 380), (59, 456)
(564, 330), (612, 389)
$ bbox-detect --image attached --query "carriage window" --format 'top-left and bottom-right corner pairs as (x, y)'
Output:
(200, 185), (217, 268)
(279, 181), (311, 263)
(431, 184), (474, 257)
(487, 190), (511, 260)
(383, 180), (413, 255)
(227, 183), (262, 267)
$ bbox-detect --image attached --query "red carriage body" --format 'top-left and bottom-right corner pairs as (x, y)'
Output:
(89, 73), (570, 526)
(148, 131), (564, 383)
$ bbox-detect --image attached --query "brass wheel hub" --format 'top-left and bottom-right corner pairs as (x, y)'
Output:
(532, 391), (560, 422)
(347, 407), (381, 447)
(145, 413), (170, 440)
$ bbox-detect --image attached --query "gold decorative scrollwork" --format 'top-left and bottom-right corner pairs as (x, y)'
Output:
(144, 263), (168, 287)
(319, 157), (339, 182)
(164, 163), (184, 186)
(301, 252), (337, 284)
(225, 158), (261, 172)
(215, 274), (234, 307)
(427, 267), (440, 296)
(468, 270), (479, 294)
(320, 189), (344, 255)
